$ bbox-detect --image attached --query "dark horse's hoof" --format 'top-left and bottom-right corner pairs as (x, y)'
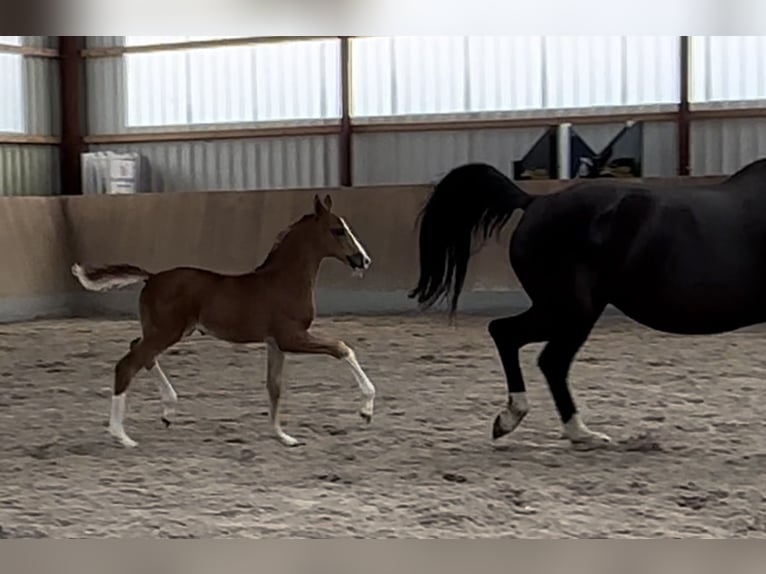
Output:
(162, 417), (171, 428)
(492, 414), (510, 440)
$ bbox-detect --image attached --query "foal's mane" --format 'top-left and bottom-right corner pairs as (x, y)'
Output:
(254, 213), (315, 271)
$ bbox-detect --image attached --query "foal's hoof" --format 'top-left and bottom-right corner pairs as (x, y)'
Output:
(359, 411), (373, 424)
(278, 435), (303, 447)
(108, 427), (138, 448)
(161, 417), (171, 428)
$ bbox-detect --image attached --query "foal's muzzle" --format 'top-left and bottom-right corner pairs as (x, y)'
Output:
(347, 252), (372, 276)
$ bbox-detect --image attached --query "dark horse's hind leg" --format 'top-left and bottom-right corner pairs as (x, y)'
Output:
(537, 314), (611, 448)
(488, 307), (550, 440)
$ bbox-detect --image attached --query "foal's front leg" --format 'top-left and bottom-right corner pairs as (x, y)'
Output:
(275, 330), (376, 424)
(265, 339), (301, 447)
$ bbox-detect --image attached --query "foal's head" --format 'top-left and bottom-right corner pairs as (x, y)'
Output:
(308, 194), (372, 275)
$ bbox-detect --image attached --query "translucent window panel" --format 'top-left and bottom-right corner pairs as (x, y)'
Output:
(252, 39), (340, 121)
(544, 36), (625, 108)
(124, 39), (340, 127)
(467, 36), (544, 112)
(690, 36), (766, 103)
(187, 45), (255, 124)
(351, 35), (680, 118)
(125, 51), (189, 127)
(623, 36), (680, 105)
(0, 53), (24, 132)
(351, 36), (467, 116)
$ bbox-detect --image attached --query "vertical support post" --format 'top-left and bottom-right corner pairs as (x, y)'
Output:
(678, 35), (691, 176)
(557, 123), (571, 179)
(339, 36), (352, 187)
(58, 36), (85, 195)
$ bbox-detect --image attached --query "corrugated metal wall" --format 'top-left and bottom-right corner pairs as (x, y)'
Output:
(0, 36), (60, 197)
(354, 122), (678, 185)
(0, 145), (60, 196)
(89, 136), (339, 192)
(691, 118), (766, 175)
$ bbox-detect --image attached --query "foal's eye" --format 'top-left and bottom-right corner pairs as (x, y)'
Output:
(331, 228), (346, 237)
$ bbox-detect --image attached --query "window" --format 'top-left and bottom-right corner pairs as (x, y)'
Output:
(544, 36), (679, 108)
(0, 36), (24, 133)
(350, 36), (680, 118)
(690, 36), (766, 104)
(124, 36), (341, 128)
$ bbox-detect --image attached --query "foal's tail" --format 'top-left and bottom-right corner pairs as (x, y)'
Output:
(71, 262), (151, 292)
(408, 163), (534, 315)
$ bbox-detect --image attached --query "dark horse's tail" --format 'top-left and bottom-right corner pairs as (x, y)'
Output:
(408, 163), (534, 315)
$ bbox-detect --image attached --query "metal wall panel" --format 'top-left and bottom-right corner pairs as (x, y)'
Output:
(88, 136), (339, 192)
(22, 36), (58, 49)
(26, 57), (60, 136)
(86, 57), (125, 134)
(690, 118), (766, 175)
(353, 121), (677, 185)
(86, 37), (123, 49)
(0, 145), (60, 196)
(353, 127), (544, 185)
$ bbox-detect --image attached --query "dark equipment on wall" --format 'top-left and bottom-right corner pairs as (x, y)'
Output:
(573, 121), (644, 179)
(512, 126), (559, 181)
(511, 121), (644, 180)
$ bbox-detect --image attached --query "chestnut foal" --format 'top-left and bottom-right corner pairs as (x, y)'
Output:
(72, 194), (376, 448)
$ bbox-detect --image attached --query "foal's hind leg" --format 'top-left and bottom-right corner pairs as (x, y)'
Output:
(110, 334), (181, 447)
(488, 307), (550, 440)
(537, 319), (611, 449)
(110, 343), (155, 447)
(131, 337), (178, 427)
(265, 339), (300, 447)
(152, 361), (178, 427)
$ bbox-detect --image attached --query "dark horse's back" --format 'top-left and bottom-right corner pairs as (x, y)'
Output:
(512, 178), (766, 334)
(410, 159), (766, 336)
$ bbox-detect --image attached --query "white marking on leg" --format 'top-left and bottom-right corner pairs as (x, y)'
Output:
(494, 391), (530, 437)
(342, 348), (376, 422)
(563, 413), (611, 446)
(109, 394), (138, 448)
(151, 361), (178, 421)
(266, 340), (301, 447)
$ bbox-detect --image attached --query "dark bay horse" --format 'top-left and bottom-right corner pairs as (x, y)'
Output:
(72, 194), (375, 448)
(410, 158), (766, 448)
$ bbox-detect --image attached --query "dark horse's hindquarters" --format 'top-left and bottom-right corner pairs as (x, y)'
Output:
(410, 159), (766, 448)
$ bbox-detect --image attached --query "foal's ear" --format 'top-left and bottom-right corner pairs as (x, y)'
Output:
(323, 194), (333, 212)
(313, 194), (327, 216)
